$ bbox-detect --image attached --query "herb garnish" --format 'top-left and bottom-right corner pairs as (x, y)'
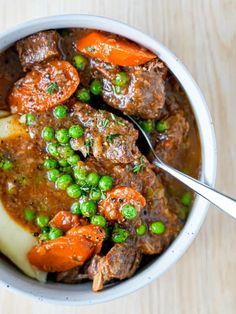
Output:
(84, 139), (94, 156)
(110, 113), (125, 126)
(133, 156), (145, 174)
(80, 183), (91, 195)
(45, 82), (59, 95)
(106, 134), (120, 144)
(98, 118), (109, 128)
(86, 46), (95, 52)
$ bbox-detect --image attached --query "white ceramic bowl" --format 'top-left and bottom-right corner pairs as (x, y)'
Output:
(0, 14), (217, 305)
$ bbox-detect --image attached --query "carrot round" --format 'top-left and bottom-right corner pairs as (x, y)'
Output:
(8, 60), (80, 113)
(76, 31), (156, 66)
(49, 211), (80, 232)
(67, 225), (106, 253)
(98, 186), (146, 222)
(28, 235), (95, 272)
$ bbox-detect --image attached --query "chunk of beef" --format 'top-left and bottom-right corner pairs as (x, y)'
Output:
(0, 48), (23, 110)
(87, 242), (142, 291)
(90, 58), (167, 119)
(154, 111), (189, 164)
(70, 102), (140, 164)
(16, 30), (60, 71)
(56, 266), (89, 284)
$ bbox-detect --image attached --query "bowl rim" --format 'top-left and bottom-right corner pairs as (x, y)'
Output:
(0, 14), (217, 305)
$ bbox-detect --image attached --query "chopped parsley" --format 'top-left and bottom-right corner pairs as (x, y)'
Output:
(45, 82), (59, 95)
(84, 139), (94, 156)
(101, 190), (106, 200)
(80, 182), (91, 195)
(110, 113), (125, 126)
(98, 118), (109, 128)
(106, 134), (120, 144)
(86, 46), (95, 52)
(133, 156), (145, 174)
(99, 109), (105, 114)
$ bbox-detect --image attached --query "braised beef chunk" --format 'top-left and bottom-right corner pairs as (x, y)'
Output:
(90, 58), (167, 119)
(16, 30), (60, 71)
(154, 111), (189, 164)
(70, 102), (140, 164)
(56, 267), (89, 283)
(0, 49), (23, 110)
(88, 243), (142, 291)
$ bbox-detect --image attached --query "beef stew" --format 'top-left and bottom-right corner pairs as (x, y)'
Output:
(0, 28), (201, 291)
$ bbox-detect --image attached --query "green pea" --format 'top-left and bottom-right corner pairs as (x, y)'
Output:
(47, 169), (60, 182)
(76, 88), (90, 102)
(36, 215), (49, 229)
(112, 227), (129, 243)
(58, 159), (69, 167)
(70, 202), (81, 215)
(68, 125), (84, 139)
(58, 144), (74, 158)
(150, 221), (165, 235)
(55, 128), (70, 144)
(87, 172), (100, 187)
(178, 207), (189, 220)
(2, 160), (13, 170)
(25, 113), (36, 126)
(156, 120), (168, 133)
(42, 127), (54, 141)
(90, 79), (102, 95)
(55, 174), (72, 190)
(67, 154), (80, 166)
(91, 215), (106, 228)
(43, 159), (58, 170)
(53, 105), (68, 119)
(139, 120), (154, 134)
(74, 167), (87, 184)
(114, 72), (128, 86)
(122, 204), (137, 220)
(73, 54), (87, 71)
(47, 143), (59, 157)
(180, 192), (192, 206)
(66, 184), (82, 198)
(81, 201), (96, 217)
(90, 189), (102, 201)
(39, 232), (50, 241)
(24, 208), (34, 222)
(136, 224), (146, 236)
(98, 175), (113, 191)
(62, 166), (73, 174)
(48, 227), (63, 240)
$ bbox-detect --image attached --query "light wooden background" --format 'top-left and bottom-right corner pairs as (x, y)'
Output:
(0, 0), (235, 313)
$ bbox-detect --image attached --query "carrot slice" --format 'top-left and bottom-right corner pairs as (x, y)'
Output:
(49, 211), (80, 232)
(76, 31), (156, 66)
(28, 235), (95, 272)
(98, 186), (146, 222)
(67, 225), (106, 253)
(8, 60), (80, 113)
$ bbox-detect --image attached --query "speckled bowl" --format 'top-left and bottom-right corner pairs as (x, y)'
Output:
(0, 14), (217, 305)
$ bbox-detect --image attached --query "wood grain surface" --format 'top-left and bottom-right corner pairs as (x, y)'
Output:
(0, 0), (235, 313)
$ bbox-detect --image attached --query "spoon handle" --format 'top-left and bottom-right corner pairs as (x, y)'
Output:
(153, 159), (236, 219)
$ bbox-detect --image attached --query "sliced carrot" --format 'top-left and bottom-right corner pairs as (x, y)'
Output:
(49, 211), (80, 232)
(28, 235), (95, 272)
(98, 186), (146, 222)
(67, 225), (106, 253)
(76, 31), (156, 66)
(8, 60), (80, 113)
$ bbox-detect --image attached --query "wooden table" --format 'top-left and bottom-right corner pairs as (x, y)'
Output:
(0, 1), (235, 313)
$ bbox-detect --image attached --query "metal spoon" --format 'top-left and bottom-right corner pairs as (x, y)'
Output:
(128, 116), (236, 219)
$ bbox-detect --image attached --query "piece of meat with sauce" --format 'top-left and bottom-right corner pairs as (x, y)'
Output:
(87, 242), (142, 291)
(154, 111), (189, 164)
(56, 266), (89, 284)
(70, 101), (140, 164)
(78, 156), (181, 255)
(16, 30), (61, 71)
(89, 58), (167, 119)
